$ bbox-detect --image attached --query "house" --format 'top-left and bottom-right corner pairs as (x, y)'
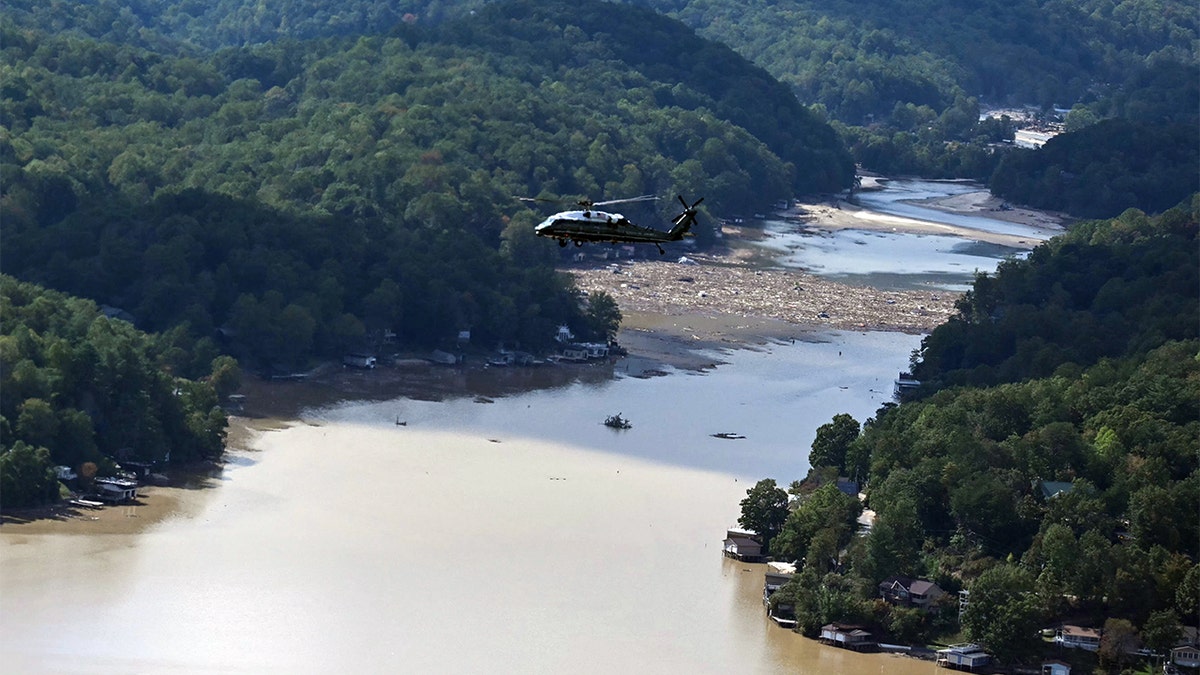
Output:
(94, 477), (138, 503)
(763, 561), (795, 604)
(820, 623), (875, 651)
(1171, 627), (1200, 668)
(55, 466), (77, 481)
(1056, 625), (1102, 651)
(1034, 479), (1075, 500)
(583, 343), (609, 359)
(893, 371), (920, 399)
(936, 643), (991, 671)
(723, 536), (763, 562)
(1041, 660), (1071, 675)
(560, 344), (589, 362)
(878, 576), (945, 609)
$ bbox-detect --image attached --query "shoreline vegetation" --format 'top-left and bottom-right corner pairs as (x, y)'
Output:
(0, 185), (1065, 537)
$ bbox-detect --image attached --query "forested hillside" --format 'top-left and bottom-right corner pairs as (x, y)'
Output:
(749, 200), (1199, 664)
(1, 0), (851, 369)
(0, 276), (230, 507)
(645, 0), (1198, 123)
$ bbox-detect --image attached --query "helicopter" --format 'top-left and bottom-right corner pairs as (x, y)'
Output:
(518, 194), (704, 254)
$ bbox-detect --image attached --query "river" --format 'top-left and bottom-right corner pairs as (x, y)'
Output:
(757, 179), (1058, 291)
(0, 180), (1038, 674)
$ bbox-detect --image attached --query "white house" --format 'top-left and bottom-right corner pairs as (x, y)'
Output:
(1057, 625), (1102, 651)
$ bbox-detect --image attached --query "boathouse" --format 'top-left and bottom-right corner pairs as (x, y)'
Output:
(820, 623), (875, 652)
(936, 643), (991, 671)
(94, 477), (138, 503)
(723, 529), (764, 562)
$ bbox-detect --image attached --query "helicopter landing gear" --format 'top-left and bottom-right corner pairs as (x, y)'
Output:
(558, 239), (568, 247)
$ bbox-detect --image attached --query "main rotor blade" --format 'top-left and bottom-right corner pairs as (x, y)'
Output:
(592, 195), (659, 207)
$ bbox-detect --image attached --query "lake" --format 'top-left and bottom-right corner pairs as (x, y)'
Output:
(1, 332), (944, 674)
(1, 179), (1039, 673)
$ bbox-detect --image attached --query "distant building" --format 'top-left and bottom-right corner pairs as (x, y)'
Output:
(820, 623), (875, 652)
(893, 372), (920, 399)
(343, 353), (377, 369)
(763, 561), (795, 604)
(936, 643), (991, 671)
(878, 576), (945, 609)
(94, 477), (138, 503)
(723, 528), (764, 562)
(1042, 659), (1071, 675)
(1056, 625), (1102, 651)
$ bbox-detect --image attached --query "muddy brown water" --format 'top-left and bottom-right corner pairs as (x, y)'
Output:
(1, 331), (940, 674)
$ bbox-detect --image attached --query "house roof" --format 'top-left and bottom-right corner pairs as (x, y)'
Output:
(1061, 625), (1102, 639)
(879, 575), (942, 595)
(908, 579), (942, 596)
(725, 537), (761, 550)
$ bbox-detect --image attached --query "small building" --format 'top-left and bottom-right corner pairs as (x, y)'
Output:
(94, 477), (138, 503)
(1041, 660), (1071, 675)
(1172, 644), (1200, 669)
(1034, 479), (1075, 500)
(1056, 625), (1102, 651)
(878, 575), (945, 609)
(343, 353), (377, 369)
(894, 372), (920, 399)
(936, 643), (991, 671)
(55, 465), (77, 481)
(763, 561), (795, 604)
(820, 623), (875, 652)
(583, 343), (609, 359)
(723, 536), (764, 562)
(560, 344), (589, 362)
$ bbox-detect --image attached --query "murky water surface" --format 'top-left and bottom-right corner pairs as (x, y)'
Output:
(1, 333), (938, 674)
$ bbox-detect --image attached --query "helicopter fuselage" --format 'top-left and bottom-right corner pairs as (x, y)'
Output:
(534, 209), (689, 246)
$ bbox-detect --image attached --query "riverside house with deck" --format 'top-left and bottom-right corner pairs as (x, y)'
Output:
(936, 643), (991, 671)
(723, 529), (764, 562)
(820, 623), (875, 652)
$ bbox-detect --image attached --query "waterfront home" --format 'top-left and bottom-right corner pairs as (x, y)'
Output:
(893, 371), (920, 399)
(878, 575), (945, 609)
(560, 344), (589, 362)
(819, 623), (875, 652)
(936, 643), (991, 671)
(723, 536), (763, 562)
(763, 561), (795, 604)
(94, 477), (138, 503)
(723, 528), (764, 562)
(1056, 625), (1102, 651)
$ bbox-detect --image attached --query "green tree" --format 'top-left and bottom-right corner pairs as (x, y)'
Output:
(0, 441), (60, 508)
(584, 291), (621, 343)
(961, 564), (1041, 665)
(738, 478), (790, 554)
(808, 413), (860, 473)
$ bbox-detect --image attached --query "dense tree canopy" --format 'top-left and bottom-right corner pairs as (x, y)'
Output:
(0, 276), (228, 507)
(1, 0), (857, 368)
(754, 204), (1199, 657)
